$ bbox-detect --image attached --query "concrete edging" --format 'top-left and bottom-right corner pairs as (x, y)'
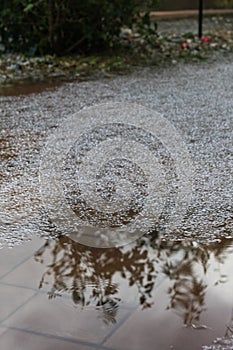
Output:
(151, 9), (233, 20)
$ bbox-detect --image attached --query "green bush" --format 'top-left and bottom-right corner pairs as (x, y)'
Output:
(0, 0), (159, 55)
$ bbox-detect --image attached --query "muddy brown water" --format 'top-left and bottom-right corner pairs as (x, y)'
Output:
(0, 79), (64, 97)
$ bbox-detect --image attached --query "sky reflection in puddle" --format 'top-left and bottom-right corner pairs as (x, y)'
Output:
(0, 236), (232, 349)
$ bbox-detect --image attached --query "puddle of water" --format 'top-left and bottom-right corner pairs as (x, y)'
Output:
(0, 79), (64, 97)
(0, 236), (232, 349)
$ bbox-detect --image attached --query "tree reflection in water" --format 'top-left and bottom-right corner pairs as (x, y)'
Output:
(34, 235), (233, 325)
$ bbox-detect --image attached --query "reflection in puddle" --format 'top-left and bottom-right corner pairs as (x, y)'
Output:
(0, 236), (232, 349)
(32, 236), (233, 348)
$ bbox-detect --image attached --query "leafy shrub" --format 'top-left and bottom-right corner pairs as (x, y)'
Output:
(0, 0), (159, 55)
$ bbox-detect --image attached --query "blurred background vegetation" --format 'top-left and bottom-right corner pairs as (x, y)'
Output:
(0, 0), (232, 56)
(0, 0), (159, 55)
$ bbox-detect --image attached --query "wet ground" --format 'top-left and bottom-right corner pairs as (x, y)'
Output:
(0, 54), (233, 349)
(0, 79), (64, 97)
(0, 236), (232, 349)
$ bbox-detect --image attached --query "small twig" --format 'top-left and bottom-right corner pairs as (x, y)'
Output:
(65, 36), (86, 53)
(225, 325), (233, 335)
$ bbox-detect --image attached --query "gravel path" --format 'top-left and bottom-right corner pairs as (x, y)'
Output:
(157, 15), (233, 34)
(0, 53), (232, 247)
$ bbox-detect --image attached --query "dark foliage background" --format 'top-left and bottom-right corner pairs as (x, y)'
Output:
(0, 0), (159, 55)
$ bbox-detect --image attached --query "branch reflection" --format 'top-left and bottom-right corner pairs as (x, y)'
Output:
(34, 235), (233, 325)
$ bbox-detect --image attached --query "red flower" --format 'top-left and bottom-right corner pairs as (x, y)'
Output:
(182, 42), (189, 49)
(201, 36), (211, 44)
